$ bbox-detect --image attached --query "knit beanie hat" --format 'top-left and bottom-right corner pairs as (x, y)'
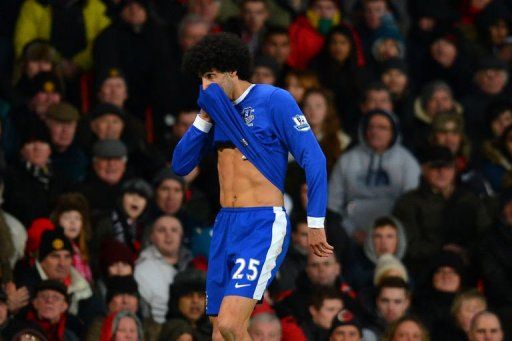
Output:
(374, 254), (409, 286)
(329, 309), (363, 336)
(35, 279), (69, 303)
(99, 238), (134, 279)
(106, 275), (139, 304)
(121, 178), (153, 201)
(38, 229), (73, 262)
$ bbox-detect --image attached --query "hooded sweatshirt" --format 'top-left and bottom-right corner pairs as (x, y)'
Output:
(346, 216), (407, 290)
(328, 110), (420, 235)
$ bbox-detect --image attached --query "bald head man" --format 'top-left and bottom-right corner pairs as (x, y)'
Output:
(468, 311), (504, 341)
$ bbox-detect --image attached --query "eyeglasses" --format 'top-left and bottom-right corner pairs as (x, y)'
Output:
(37, 292), (65, 303)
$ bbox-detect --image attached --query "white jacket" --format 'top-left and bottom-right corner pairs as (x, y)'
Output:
(134, 245), (178, 324)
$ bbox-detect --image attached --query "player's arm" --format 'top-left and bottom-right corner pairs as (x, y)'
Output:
(171, 110), (214, 176)
(271, 89), (333, 257)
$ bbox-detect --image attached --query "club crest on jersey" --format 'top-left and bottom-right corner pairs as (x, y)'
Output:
(293, 114), (310, 131)
(241, 107), (255, 126)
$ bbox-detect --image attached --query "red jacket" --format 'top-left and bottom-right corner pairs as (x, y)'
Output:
(288, 16), (325, 70)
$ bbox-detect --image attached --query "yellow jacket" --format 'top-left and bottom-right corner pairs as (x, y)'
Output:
(14, 0), (110, 70)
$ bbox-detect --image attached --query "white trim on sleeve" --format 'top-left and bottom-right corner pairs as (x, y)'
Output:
(193, 115), (213, 133)
(307, 216), (325, 228)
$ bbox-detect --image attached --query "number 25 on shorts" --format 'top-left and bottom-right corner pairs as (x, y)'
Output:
(232, 258), (260, 281)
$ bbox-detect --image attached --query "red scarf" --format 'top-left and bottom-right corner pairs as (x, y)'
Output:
(26, 309), (67, 341)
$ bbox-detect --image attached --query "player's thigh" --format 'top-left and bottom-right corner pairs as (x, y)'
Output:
(218, 295), (257, 326)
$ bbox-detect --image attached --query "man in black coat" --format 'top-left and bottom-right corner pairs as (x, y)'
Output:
(3, 123), (68, 226)
(93, 0), (173, 120)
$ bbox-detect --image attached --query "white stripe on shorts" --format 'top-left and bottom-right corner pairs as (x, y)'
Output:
(253, 207), (287, 300)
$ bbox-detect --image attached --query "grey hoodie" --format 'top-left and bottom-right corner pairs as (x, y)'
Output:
(363, 215), (407, 264)
(328, 110), (420, 234)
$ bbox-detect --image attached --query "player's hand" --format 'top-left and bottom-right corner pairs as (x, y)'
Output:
(199, 109), (212, 122)
(308, 228), (334, 257)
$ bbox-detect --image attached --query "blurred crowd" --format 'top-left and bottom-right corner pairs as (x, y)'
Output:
(0, 0), (512, 339)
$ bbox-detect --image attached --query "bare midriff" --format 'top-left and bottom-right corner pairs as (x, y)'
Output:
(217, 146), (283, 207)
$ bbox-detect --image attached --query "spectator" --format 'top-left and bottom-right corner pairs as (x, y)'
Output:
(359, 82), (394, 114)
(475, 10), (511, 55)
(482, 124), (512, 192)
(430, 113), (493, 197)
(370, 29), (404, 65)
(479, 190), (512, 321)
(248, 312), (282, 341)
(159, 106), (197, 156)
(329, 309), (363, 341)
(301, 88), (350, 175)
(11, 280), (81, 340)
(3, 123), (68, 226)
(50, 193), (93, 283)
(93, 0), (173, 119)
(373, 254), (408, 287)
(287, 0), (341, 69)
(407, 0), (458, 86)
(309, 24), (367, 125)
(468, 311), (504, 341)
(83, 103), (127, 149)
(379, 58), (414, 125)
(482, 100), (512, 145)
(355, 0), (401, 60)
(393, 146), (491, 276)
(82, 102), (155, 178)
(14, 229), (98, 322)
(85, 275), (139, 341)
(302, 287), (346, 340)
(432, 289), (487, 340)
(328, 109), (420, 244)
(353, 82), (394, 136)
(283, 69), (321, 104)
(381, 316), (430, 341)
(95, 239), (135, 301)
(46, 102), (88, 183)
(463, 56), (511, 143)
(99, 310), (144, 341)
(422, 30), (474, 98)
(95, 68), (128, 110)
(160, 14), (210, 122)
(414, 251), (466, 329)
(77, 139), (129, 221)
(363, 277), (411, 337)
(94, 178), (152, 256)
(406, 80), (463, 152)
(135, 215), (192, 324)
(223, 0), (270, 55)
(260, 26), (291, 82)
(150, 168), (206, 235)
(11, 40), (63, 108)
(13, 0), (110, 73)
(348, 216), (407, 290)
(275, 253), (355, 326)
(159, 270), (211, 341)
(10, 72), (63, 138)
(251, 55), (279, 85)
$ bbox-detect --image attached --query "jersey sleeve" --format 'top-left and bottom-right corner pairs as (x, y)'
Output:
(171, 115), (214, 176)
(270, 89), (327, 227)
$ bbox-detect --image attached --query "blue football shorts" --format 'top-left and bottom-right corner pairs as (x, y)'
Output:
(206, 206), (291, 315)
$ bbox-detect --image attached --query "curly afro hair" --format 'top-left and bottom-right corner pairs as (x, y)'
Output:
(182, 32), (252, 81)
